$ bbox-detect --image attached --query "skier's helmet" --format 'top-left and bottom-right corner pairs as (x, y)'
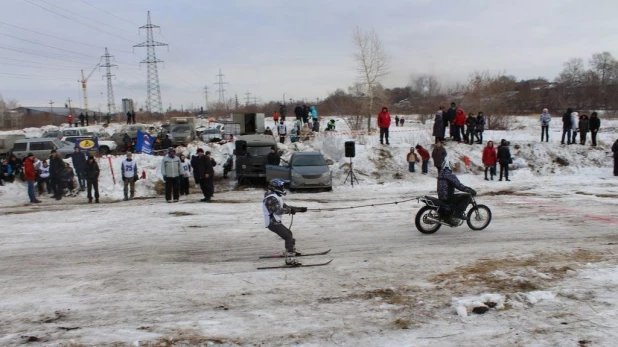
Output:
(441, 155), (452, 171)
(268, 178), (288, 196)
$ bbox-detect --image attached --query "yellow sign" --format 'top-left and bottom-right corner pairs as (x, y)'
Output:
(78, 139), (96, 150)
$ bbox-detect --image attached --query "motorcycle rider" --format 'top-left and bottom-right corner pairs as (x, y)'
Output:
(437, 157), (477, 220)
(262, 178), (308, 265)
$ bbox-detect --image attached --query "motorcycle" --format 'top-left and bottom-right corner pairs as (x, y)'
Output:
(415, 195), (492, 234)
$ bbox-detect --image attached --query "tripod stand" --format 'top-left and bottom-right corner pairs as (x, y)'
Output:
(343, 157), (359, 187)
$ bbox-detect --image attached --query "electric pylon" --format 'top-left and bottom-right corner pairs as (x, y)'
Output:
(100, 48), (117, 115)
(134, 11), (168, 114)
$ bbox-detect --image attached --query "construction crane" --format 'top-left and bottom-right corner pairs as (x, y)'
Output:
(80, 63), (99, 111)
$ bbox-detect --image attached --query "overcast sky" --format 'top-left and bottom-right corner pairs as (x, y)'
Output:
(2, 0), (618, 110)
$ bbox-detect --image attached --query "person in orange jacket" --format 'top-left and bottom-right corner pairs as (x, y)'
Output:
(273, 111), (280, 127)
(377, 106), (391, 145)
(454, 108), (466, 142)
(24, 153), (41, 203)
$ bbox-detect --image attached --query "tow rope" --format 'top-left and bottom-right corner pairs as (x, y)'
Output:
(306, 198), (417, 212)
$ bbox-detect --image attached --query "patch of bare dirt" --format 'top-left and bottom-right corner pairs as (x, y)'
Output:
(169, 211), (194, 216)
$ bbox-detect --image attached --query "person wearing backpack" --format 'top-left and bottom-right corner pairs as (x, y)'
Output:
(406, 147), (419, 173)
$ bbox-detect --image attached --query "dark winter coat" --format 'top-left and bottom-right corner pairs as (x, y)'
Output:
(84, 161), (100, 181)
(465, 116), (477, 130)
(60, 167), (74, 181)
(71, 151), (87, 172)
(432, 112), (444, 138)
(562, 108), (573, 128)
(476, 114), (486, 132)
(497, 145), (512, 165)
(279, 105), (287, 118)
(431, 147), (447, 168)
(267, 152), (281, 166)
(444, 107), (457, 124)
(49, 156), (64, 178)
(590, 116), (601, 131)
(437, 168), (473, 201)
(612, 139), (618, 158)
(294, 106), (303, 117)
(579, 117), (590, 133)
(196, 154), (214, 178)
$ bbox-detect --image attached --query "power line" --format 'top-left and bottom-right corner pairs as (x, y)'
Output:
(78, 0), (139, 27)
(33, 0), (130, 33)
(0, 56), (87, 69)
(0, 72), (76, 81)
(23, 0), (135, 43)
(0, 21), (135, 54)
(0, 32), (100, 59)
(0, 44), (96, 65)
(0, 62), (83, 71)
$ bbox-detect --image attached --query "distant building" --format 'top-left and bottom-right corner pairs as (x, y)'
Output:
(122, 99), (134, 114)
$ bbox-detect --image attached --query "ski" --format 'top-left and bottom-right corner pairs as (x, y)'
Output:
(258, 249), (331, 259)
(257, 259), (333, 270)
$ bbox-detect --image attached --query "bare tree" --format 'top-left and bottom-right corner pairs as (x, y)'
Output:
(352, 27), (389, 131)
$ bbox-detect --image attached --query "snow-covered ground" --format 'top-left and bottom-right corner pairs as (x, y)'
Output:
(0, 116), (617, 346)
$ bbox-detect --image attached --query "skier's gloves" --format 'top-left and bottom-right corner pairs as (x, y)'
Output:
(470, 189), (477, 197)
(298, 207), (308, 213)
(289, 207), (297, 215)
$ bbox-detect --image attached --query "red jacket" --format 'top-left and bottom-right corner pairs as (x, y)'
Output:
(24, 157), (36, 181)
(417, 147), (430, 161)
(482, 144), (497, 166)
(377, 107), (391, 128)
(68, 115), (73, 123)
(454, 108), (466, 126)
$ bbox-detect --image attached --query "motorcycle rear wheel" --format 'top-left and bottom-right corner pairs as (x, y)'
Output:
(415, 206), (442, 234)
(466, 204), (492, 230)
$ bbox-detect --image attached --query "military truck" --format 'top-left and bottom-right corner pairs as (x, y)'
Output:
(234, 134), (277, 183)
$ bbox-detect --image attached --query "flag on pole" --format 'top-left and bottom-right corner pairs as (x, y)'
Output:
(135, 130), (155, 155)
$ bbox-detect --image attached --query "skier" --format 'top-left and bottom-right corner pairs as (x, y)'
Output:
(263, 178), (308, 265)
(437, 157), (477, 220)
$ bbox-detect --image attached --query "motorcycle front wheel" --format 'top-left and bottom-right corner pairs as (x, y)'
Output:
(466, 204), (492, 230)
(415, 206), (442, 234)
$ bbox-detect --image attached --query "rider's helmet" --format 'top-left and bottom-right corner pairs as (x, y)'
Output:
(441, 155), (452, 171)
(268, 178), (288, 196)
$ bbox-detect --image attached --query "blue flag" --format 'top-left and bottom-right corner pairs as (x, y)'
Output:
(135, 130), (155, 155)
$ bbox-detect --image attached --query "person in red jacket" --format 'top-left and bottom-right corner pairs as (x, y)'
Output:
(415, 144), (431, 174)
(454, 108), (466, 143)
(482, 141), (497, 181)
(67, 114), (73, 127)
(24, 153), (41, 203)
(377, 106), (391, 145)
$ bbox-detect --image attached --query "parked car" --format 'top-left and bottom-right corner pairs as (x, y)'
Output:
(11, 138), (74, 160)
(266, 151), (332, 191)
(0, 134), (26, 158)
(61, 136), (117, 155)
(41, 130), (62, 138)
(124, 124), (147, 139)
(61, 127), (89, 137)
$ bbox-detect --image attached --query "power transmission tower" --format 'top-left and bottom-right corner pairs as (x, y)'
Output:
(203, 85), (209, 111)
(253, 97), (258, 107)
(134, 11), (168, 114)
(48, 100), (54, 113)
(214, 68), (228, 105)
(244, 91), (251, 106)
(100, 48), (117, 115)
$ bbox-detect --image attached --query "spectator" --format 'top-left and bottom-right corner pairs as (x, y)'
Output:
(400, 116), (405, 127)
(79, 112), (85, 127)
(68, 114), (73, 127)
(264, 127), (273, 136)
(190, 152), (200, 185)
(60, 162), (76, 196)
(454, 108), (466, 143)
(377, 106), (391, 145)
(395, 115), (400, 127)
(590, 112), (601, 147)
(0, 159), (11, 185)
(267, 146), (280, 166)
(309, 106), (318, 124)
(540, 108), (551, 142)
(23, 153), (40, 203)
(432, 107), (445, 143)
(8, 155), (21, 180)
(416, 145), (430, 175)
(301, 105), (308, 122)
(482, 141), (497, 181)
(49, 150), (64, 200)
(476, 112), (486, 144)
(277, 120), (287, 144)
(444, 102), (457, 139)
(465, 113), (477, 145)
(279, 104), (287, 122)
(579, 114), (590, 145)
(37, 160), (51, 195)
(312, 119), (320, 132)
(161, 147), (182, 203)
(431, 141), (447, 174)
(561, 108), (573, 144)
(613, 138), (618, 176)
(85, 112), (90, 126)
(120, 153), (138, 201)
(273, 111), (280, 126)
(196, 148), (214, 202)
(126, 111), (132, 125)
(571, 111), (580, 144)
(223, 155), (233, 179)
(497, 139), (512, 181)
(160, 132), (172, 150)
(131, 110), (136, 124)
(179, 154), (191, 196)
(84, 155), (100, 203)
(326, 119), (336, 131)
(294, 104), (302, 122)
(406, 147), (419, 173)
(71, 147), (86, 191)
